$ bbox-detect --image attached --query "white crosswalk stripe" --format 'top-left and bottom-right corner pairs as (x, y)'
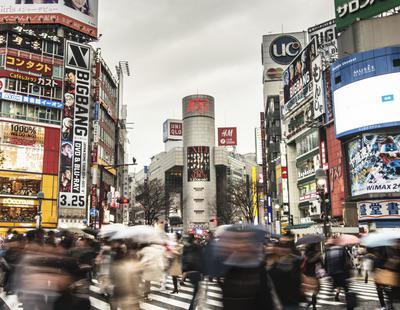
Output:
(1, 277), (381, 310)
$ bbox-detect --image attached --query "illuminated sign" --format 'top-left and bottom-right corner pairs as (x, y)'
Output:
(1, 198), (35, 206)
(187, 146), (210, 182)
(186, 98), (209, 113)
(6, 55), (53, 77)
(163, 119), (183, 142)
(0, 92), (63, 109)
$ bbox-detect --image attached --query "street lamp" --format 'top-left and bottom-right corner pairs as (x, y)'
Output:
(315, 168), (328, 237)
(36, 191), (44, 229)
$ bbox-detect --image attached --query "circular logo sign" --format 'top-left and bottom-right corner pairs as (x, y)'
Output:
(269, 35), (302, 65)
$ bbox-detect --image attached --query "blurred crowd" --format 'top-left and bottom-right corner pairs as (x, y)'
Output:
(0, 225), (399, 310)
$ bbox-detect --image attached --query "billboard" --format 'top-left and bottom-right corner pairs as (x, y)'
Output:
(308, 19), (338, 65)
(218, 127), (237, 146)
(312, 54), (325, 120)
(0, 0), (98, 38)
(0, 69), (62, 88)
(335, 0), (400, 31)
(347, 133), (400, 196)
(182, 95), (214, 119)
(358, 200), (400, 220)
(6, 55), (52, 76)
(163, 119), (183, 142)
(332, 47), (400, 137)
(59, 40), (91, 218)
(187, 146), (210, 182)
(262, 32), (307, 82)
(0, 122), (44, 173)
(282, 38), (317, 117)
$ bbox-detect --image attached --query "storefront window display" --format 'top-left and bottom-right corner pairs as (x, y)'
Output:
(0, 198), (38, 223)
(0, 175), (41, 196)
(299, 181), (317, 200)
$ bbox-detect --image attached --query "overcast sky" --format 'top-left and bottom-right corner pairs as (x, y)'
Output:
(96, 0), (334, 168)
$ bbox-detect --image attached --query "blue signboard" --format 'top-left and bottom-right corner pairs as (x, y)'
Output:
(0, 92), (64, 109)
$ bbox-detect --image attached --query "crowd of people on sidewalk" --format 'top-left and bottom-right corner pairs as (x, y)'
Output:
(0, 226), (399, 310)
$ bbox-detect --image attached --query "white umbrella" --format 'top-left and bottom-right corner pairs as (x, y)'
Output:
(98, 223), (125, 238)
(361, 231), (400, 247)
(214, 225), (232, 237)
(109, 225), (166, 244)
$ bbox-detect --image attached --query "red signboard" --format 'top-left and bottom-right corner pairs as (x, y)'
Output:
(218, 127), (237, 146)
(6, 55), (53, 77)
(170, 122), (182, 136)
(0, 69), (61, 88)
(186, 98), (209, 113)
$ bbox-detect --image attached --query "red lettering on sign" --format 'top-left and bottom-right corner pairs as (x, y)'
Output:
(186, 98), (209, 114)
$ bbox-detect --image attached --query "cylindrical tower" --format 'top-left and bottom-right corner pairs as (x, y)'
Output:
(182, 94), (216, 232)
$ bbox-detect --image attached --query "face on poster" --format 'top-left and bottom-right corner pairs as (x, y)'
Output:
(187, 146), (210, 182)
(348, 133), (400, 196)
(59, 40), (90, 214)
(0, 0), (98, 37)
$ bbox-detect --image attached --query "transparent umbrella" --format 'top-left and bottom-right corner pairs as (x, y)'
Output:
(109, 225), (166, 244)
(361, 231), (400, 247)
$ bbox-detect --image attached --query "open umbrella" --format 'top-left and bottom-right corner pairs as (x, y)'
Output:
(361, 231), (400, 248)
(98, 223), (125, 238)
(109, 225), (166, 244)
(327, 234), (360, 246)
(296, 234), (325, 246)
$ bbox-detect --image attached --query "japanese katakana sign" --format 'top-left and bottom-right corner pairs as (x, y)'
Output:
(6, 55), (53, 77)
(335, 0), (400, 31)
(358, 200), (400, 220)
(0, 70), (62, 88)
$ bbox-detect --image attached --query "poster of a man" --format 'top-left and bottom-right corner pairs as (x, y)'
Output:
(64, 0), (93, 16)
(64, 93), (75, 119)
(60, 142), (73, 167)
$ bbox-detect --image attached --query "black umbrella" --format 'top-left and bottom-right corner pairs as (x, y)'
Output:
(296, 234), (325, 246)
(82, 227), (98, 237)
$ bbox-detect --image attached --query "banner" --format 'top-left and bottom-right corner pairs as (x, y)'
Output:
(358, 200), (400, 220)
(0, 69), (62, 88)
(6, 55), (52, 76)
(348, 133), (400, 196)
(312, 54), (325, 120)
(308, 19), (338, 65)
(59, 41), (91, 217)
(187, 146), (210, 182)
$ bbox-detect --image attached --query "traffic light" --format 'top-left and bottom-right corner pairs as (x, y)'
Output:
(289, 215), (294, 225)
(117, 197), (130, 204)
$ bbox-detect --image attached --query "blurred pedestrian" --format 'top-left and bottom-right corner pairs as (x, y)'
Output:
(168, 232), (183, 294)
(109, 242), (143, 310)
(301, 243), (323, 310)
(182, 234), (203, 310)
(269, 236), (302, 309)
(325, 244), (355, 309)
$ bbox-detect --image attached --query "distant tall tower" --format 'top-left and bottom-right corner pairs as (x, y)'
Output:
(182, 94), (216, 231)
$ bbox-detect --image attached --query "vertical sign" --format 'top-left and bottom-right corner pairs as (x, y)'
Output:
(312, 54), (325, 120)
(59, 41), (91, 220)
(252, 166), (258, 224)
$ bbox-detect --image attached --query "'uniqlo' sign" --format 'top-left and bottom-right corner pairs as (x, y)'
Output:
(170, 122), (182, 136)
(218, 127), (237, 146)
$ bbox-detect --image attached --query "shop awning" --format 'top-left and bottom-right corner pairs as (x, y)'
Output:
(298, 201), (311, 209)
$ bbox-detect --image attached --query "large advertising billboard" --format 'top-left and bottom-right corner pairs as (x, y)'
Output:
(347, 133), (400, 196)
(187, 146), (210, 182)
(0, 122), (44, 173)
(218, 127), (237, 146)
(331, 47), (400, 138)
(335, 0), (400, 31)
(0, 0), (98, 38)
(262, 32), (307, 82)
(308, 19), (338, 65)
(59, 40), (91, 219)
(282, 38), (317, 117)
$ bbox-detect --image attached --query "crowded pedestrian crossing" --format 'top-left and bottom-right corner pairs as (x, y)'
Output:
(0, 276), (383, 310)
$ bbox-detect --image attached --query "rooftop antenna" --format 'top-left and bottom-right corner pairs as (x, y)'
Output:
(281, 24), (284, 33)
